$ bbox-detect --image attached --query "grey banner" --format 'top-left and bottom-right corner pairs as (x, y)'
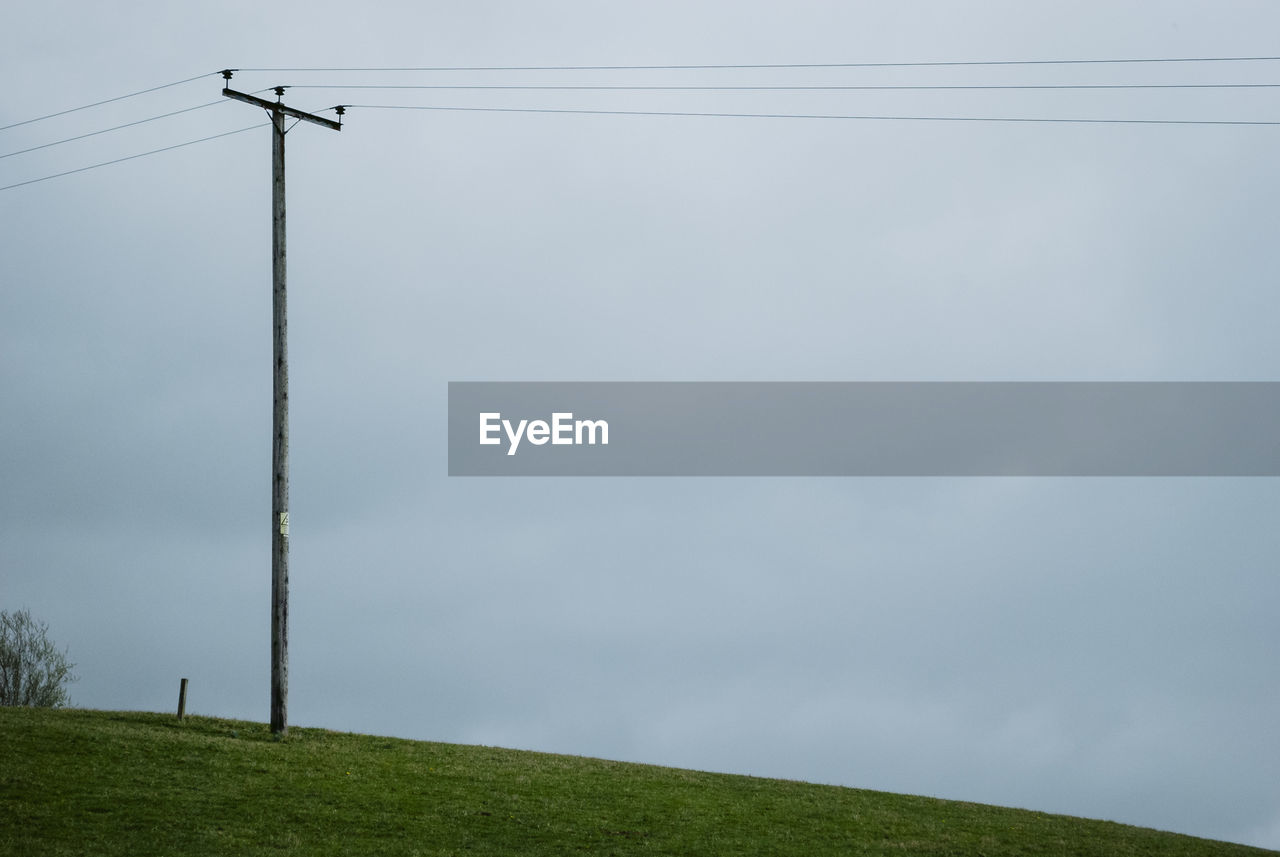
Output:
(447, 382), (1280, 476)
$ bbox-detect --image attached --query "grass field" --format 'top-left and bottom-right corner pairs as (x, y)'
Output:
(1, 706), (1273, 856)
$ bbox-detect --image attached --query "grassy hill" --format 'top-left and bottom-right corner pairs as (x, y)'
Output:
(1, 707), (1273, 856)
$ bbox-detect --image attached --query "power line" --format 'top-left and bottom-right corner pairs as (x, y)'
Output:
(0, 72), (219, 133)
(7, 66), (1277, 194)
(0, 100), (229, 161)
(0, 123), (268, 192)
(238, 55), (1280, 72)
(348, 103), (1280, 126)
(291, 82), (1280, 92)
(9, 80), (1266, 166)
(4, 58), (1274, 138)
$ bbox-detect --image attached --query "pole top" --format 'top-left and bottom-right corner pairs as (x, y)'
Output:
(223, 86), (343, 131)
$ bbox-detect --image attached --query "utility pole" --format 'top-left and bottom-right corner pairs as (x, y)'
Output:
(222, 71), (343, 736)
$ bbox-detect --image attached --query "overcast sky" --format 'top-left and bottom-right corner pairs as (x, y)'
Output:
(3, 0), (1279, 850)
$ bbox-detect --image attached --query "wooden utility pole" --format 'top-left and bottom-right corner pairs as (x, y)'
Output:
(222, 73), (343, 735)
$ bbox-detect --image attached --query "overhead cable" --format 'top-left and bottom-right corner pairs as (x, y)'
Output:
(0, 100), (229, 161)
(0, 72), (219, 133)
(292, 82), (1280, 91)
(0, 124), (268, 192)
(236, 55), (1280, 72)
(348, 103), (1280, 126)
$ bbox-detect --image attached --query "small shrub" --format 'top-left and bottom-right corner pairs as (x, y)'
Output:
(0, 608), (77, 707)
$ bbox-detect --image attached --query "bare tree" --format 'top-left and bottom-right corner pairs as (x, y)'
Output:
(0, 609), (77, 707)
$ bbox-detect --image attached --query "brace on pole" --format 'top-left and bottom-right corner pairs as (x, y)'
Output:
(223, 87), (343, 130)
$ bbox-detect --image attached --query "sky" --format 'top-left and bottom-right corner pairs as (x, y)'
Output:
(3, 0), (1279, 849)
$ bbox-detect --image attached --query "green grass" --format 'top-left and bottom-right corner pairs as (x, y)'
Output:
(1, 707), (1273, 856)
